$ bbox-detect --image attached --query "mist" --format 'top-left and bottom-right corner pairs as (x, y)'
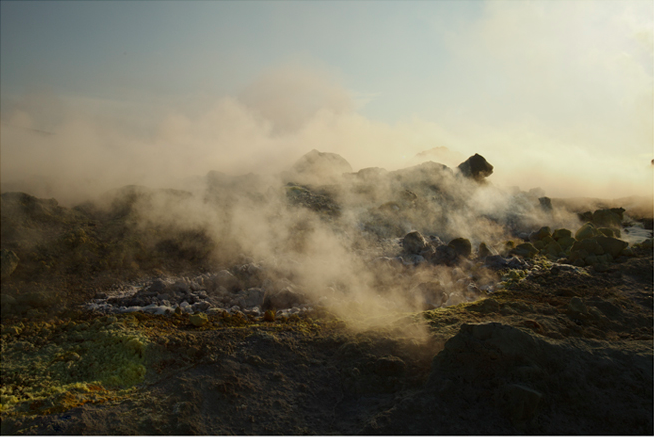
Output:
(2, 62), (651, 205)
(1, 1), (652, 336)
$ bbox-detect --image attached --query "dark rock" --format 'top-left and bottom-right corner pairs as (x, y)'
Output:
(148, 279), (167, 294)
(592, 208), (625, 229)
(1, 249), (20, 280)
(538, 197), (553, 211)
(432, 245), (459, 266)
(457, 154), (494, 181)
(506, 257), (528, 269)
(428, 235), (445, 246)
(571, 238), (604, 257)
(598, 227), (619, 238)
(213, 270), (240, 292)
(552, 228), (572, 241)
(469, 298), (500, 313)
(171, 281), (191, 294)
(498, 383), (543, 427)
(238, 288), (265, 308)
(575, 223), (599, 241)
(285, 184), (341, 217)
(484, 255), (529, 270)
(403, 231), (428, 254)
(375, 356), (406, 377)
(578, 211), (593, 222)
(511, 243), (538, 258)
(448, 238), (472, 258)
(484, 255), (507, 269)
(529, 226), (551, 242)
(263, 286), (304, 310)
(478, 242), (494, 258)
(595, 236), (628, 258)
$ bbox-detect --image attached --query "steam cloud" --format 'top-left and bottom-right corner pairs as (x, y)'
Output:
(1, 1), (652, 335)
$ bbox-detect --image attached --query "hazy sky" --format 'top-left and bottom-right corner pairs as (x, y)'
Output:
(1, 0), (652, 201)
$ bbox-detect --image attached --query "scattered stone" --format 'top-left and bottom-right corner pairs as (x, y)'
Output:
(403, 231), (428, 254)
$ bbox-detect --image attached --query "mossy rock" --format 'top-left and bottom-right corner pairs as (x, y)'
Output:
(575, 223), (599, 241)
(592, 208), (624, 229)
(595, 236), (628, 258)
(544, 241), (563, 257)
(557, 236), (576, 251)
(510, 243), (538, 258)
(598, 227), (620, 238)
(571, 238), (604, 257)
(529, 226), (551, 242)
(552, 228), (572, 241)
(190, 313), (208, 327)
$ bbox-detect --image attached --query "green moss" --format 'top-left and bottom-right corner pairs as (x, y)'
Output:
(0, 316), (153, 414)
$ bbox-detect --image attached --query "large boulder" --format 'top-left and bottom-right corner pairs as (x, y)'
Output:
(510, 243), (538, 258)
(448, 238), (472, 258)
(595, 236), (628, 258)
(575, 223), (599, 241)
(592, 208), (624, 229)
(457, 154), (494, 181)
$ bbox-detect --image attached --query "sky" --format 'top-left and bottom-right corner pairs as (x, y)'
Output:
(1, 0), (653, 203)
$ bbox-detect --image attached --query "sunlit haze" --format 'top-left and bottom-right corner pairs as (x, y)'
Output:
(1, 0), (652, 203)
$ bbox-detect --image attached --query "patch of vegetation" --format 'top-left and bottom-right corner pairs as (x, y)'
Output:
(0, 315), (156, 415)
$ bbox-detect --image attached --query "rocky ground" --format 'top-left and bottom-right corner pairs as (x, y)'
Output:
(1, 151), (652, 434)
